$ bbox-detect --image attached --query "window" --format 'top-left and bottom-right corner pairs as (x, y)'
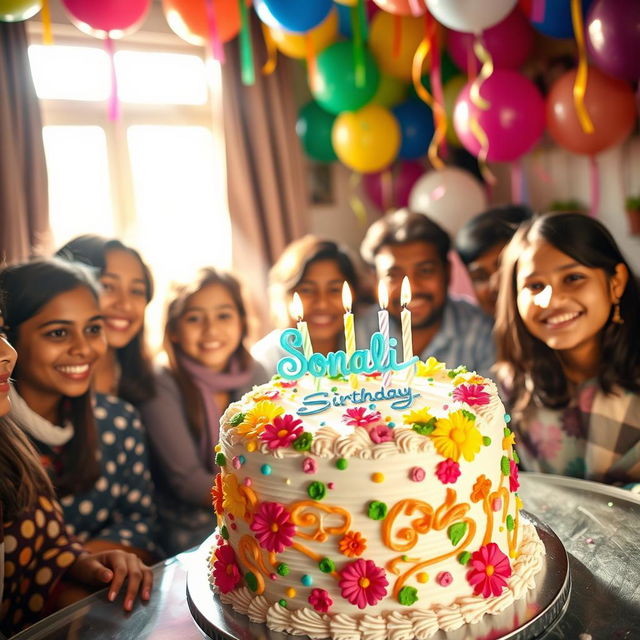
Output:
(28, 32), (229, 349)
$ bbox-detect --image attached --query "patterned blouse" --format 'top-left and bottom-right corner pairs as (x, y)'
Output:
(507, 379), (640, 484)
(35, 394), (159, 555)
(1, 496), (85, 636)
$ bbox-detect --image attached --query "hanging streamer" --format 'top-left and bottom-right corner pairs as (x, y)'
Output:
(468, 37), (495, 185)
(428, 26), (448, 160)
(392, 14), (402, 59)
(104, 36), (120, 122)
(589, 155), (600, 217)
(204, 0), (225, 63)
(238, 0), (255, 85)
(41, 0), (53, 45)
(570, 0), (594, 134)
(261, 23), (277, 75)
(407, 0), (424, 16)
(351, 0), (367, 88)
(411, 12), (444, 169)
(510, 159), (523, 203)
(349, 173), (368, 226)
(305, 33), (319, 93)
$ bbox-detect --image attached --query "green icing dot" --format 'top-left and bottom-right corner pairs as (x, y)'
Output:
(219, 525), (229, 540)
(482, 436), (492, 446)
(307, 481), (327, 501)
(229, 412), (245, 426)
(513, 449), (520, 464)
(293, 432), (313, 451)
(215, 452), (226, 466)
(276, 563), (290, 576)
(398, 586), (418, 606)
(458, 551), (471, 565)
(368, 501), (388, 520)
(319, 558), (335, 573)
(504, 427), (512, 437)
(501, 456), (510, 476)
(506, 515), (515, 531)
(336, 458), (348, 470)
(278, 599), (287, 608)
(245, 572), (258, 592)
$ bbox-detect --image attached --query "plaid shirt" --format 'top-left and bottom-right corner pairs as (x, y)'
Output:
(508, 380), (640, 484)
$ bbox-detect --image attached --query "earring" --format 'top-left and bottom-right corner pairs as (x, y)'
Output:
(612, 301), (624, 325)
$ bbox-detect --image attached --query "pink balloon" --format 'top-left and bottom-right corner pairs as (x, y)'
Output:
(453, 69), (544, 162)
(61, 0), (150, 38)
(447, 6), (534, 73)
(363, 161), (425, 211)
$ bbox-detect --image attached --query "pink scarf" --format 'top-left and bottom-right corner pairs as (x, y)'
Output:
(176, 350), (255, 471)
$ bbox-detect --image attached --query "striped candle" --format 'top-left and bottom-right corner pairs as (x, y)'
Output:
(400, 276), (415, 385)
(377, 281), (392, 388)
(342, 282), (358, 389)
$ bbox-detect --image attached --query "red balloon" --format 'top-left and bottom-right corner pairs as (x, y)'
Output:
(61, 0), (150, 38)
(447, 6), (534, 73)
(163, 0), (251, 46)
(362, 161), (425, 210)
(546, 66), (637, 155)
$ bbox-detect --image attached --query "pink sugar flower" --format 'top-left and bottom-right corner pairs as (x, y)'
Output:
(467, 543), (512, 598)
(260, 414), (303, 450)
(302, 457), (318, 474)
(212, 543), (242, 594)
(339, 558), (388, 609)
(452, 384), (491, 407)
(343, 407), (382, 427)
(409, 466), (425, 482)
(369, 423), (394, 444)
(509, 459), (520, 492)
(250, 502), (296, 552)
(308, 588), (333, 613)
(435, 458), (461, 484)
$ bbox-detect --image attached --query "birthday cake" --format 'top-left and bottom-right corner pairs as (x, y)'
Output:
(208, 331), (545, 638)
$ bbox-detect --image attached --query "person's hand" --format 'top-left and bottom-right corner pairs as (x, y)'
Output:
(67, 550), (153, 611)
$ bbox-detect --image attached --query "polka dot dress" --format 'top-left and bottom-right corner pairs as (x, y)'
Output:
(36, 394), (158, 556)
(1, 496), (84, 637)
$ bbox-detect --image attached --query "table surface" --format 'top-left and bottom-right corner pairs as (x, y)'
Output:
(9, 472), (640, 640)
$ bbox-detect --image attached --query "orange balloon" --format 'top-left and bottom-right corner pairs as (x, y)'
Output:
(546, 66), (637, 156)
(163, 0), (251, 46)
(268, 9), (338, 59)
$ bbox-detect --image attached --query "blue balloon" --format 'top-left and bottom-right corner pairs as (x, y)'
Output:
(261, 0), (333, 33)
(336, 3), (352, 38)
(392, 99), (434, 160)
(530, 0), (594, 38)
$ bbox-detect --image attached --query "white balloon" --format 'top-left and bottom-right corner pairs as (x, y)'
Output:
(426, 0), (516, 33)
(408, 167), (487, 236)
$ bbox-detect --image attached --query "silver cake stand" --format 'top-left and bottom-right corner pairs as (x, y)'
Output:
(187, 511), (570, 640)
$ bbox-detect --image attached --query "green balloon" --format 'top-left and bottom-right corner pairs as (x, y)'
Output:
(311, 41), (380, 115)
(296, 101), (337, 163)
(372, 73), (408, 109)
(0, 0), (41, 21)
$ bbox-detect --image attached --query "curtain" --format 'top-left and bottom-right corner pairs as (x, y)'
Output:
(0, 22), (49, 264)
(221, 16), (309, 336)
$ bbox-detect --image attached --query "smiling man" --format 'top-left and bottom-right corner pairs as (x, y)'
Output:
(358, 209), (495, 378)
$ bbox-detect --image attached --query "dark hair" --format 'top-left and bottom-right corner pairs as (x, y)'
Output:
(269, 235), (361, 328)
(455, 204), (533, 266)
(163, 268), (252, 440)
(495, 212), (640, 409)
(0, 417), (55, 521)
(360, 208), (451, 266)
(0, 258), (102, 495)
(56, 234), (155, 405)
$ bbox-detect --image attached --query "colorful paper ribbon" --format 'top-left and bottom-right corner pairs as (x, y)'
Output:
(352, 0), (367, 88)
(570, 0), (594, 134)
(349, 172), (368, 226)
(205, 0), (225, 63)
(305, 33), (319, 93)
(411, 12), (445, 170)
(41, 0), (53, 45)
(238, 0), (255, 85)
(261, 22), (277, 75)
(104, 36), (120, 122)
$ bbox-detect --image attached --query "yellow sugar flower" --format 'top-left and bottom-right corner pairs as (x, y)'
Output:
(235, 400), (284, 440)
(430, 409), (482, 462)
(502, 432), (516, 451)
(453, 372), (485, 386)
(416, 357), (446, 378)
(222, 473), (247, 519)
(403, 407), (434, 425)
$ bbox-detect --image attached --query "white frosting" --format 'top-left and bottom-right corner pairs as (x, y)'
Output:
(212, 366), (545, 639)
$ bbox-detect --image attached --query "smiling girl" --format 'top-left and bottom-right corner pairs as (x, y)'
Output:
(139, 268), (265, 554)
(0, 258), (158, 561)
(56, 235), (155, 407)
(495, 212), (640, 483)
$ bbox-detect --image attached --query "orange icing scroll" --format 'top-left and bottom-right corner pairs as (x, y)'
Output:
(237, 535), (272, 594)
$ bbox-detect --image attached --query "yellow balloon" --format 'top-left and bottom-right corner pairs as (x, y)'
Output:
(332, 105), (401, 174)
(443, 75), (467, 146)
(369, 12), (427, 81)
(268, 9), (338, 60)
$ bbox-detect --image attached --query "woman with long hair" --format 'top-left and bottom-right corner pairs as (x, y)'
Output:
(495, 212), (640, 483)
